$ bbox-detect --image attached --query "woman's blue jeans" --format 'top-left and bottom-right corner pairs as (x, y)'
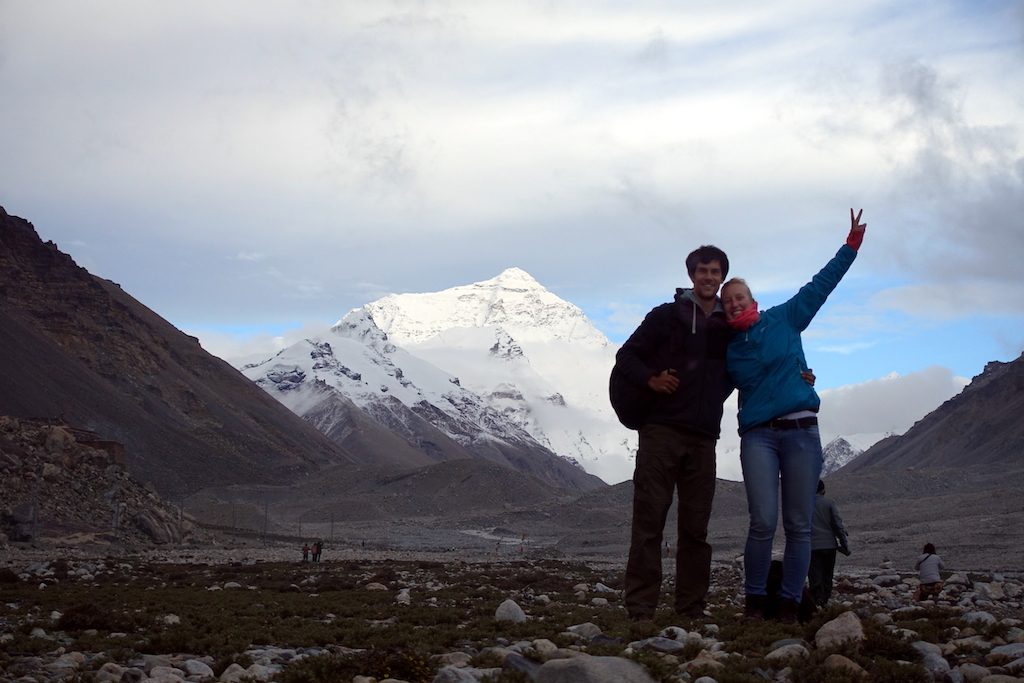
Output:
(739, 424), (823, 602)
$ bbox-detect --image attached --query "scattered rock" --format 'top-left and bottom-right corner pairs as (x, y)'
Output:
(815, 611), (864, 650)
(495, 598), (527, 623)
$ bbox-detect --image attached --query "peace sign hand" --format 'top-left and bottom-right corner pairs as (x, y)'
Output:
(847, 208), (866, 251)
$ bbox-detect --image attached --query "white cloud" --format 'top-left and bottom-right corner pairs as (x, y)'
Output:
(2, 0), (1022, 418)
(188, 321), (329, 366)
(713, 365), (969, 482)
(872, 282), (1024, 319)
(816, 366), (968, 437)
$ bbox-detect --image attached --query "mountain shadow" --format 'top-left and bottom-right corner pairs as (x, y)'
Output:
(0, 206), (357, 497)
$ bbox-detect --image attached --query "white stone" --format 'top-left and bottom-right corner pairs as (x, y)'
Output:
(437, 651), (473, 667)
(182, 659), (215, 676)
(536, 654), (658, 682)
(567, 622), (602, 640)
(766, 643), (810, 662)
(495, 598), (527, 623)
(815, 611), (865, 650)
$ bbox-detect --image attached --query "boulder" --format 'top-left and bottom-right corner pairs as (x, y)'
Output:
(537, 654), (657, 683)
(815, 611), (865, 650)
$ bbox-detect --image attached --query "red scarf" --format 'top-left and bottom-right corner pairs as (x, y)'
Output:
(728, 302), (760, 331)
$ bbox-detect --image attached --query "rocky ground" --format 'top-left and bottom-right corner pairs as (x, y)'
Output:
(0, 542), (1022, 683)
(0, 417), (194, 547)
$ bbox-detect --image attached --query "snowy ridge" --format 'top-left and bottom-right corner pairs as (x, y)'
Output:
(346, 268), (637, 483)
(356, 268), (609, 348)
(241, 268), (639, 484)
(243, 314), (546, 452)
(821, 437), (865, 477)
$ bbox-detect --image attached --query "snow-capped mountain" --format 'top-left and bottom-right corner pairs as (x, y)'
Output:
(241, 304), (603, 491)
(355, 268), (637, 483)
(821, 437), (864, 477)
(240, 267), (636, 486)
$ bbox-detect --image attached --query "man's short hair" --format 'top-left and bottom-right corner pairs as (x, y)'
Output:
(686, 245), (729, 279)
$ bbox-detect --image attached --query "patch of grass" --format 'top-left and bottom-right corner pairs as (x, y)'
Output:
(718, 617), (801, 656)
(890, 605), (962, 643)
(7, 556), (1003, 683)
(623, 649), (681, 683)
(57, 601), (144, 632)
(277, 648), (435, 683)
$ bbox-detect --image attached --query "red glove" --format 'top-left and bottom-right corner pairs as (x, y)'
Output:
(846, 229), (864, 251)
(846, 208), (866, 251)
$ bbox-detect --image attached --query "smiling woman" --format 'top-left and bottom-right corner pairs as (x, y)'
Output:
(723, 209), (866, 622)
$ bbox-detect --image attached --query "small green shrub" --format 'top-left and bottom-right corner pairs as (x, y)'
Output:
(278, 649), (436, 683)
(58, 602), (139, 632)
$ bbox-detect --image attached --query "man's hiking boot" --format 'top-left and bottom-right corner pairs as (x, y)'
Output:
(676, 602), (706, 619)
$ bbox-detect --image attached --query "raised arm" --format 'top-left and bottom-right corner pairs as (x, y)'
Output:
(782, 209), (866, 331)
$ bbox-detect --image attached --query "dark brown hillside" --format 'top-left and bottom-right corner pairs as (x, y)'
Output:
(0, 206), (357, 496)
(841, 352), (1024, 472)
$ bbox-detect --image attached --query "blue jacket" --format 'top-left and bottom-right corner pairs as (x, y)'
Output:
(727, 244), (857, 434)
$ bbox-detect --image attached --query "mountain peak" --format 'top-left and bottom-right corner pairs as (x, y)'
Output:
(822, 436), (863, 476)
(488, 267), (542, 290)
(351, 269), (608, 348)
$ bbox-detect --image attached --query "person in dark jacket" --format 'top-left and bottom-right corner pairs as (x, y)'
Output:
(722, 209), (866, 623)
(616, 245), (735, 620)
(808, 479), (850, 606)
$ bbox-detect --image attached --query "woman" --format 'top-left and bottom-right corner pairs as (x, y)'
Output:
(914, 543), (945, 600)
(722, 209), (866, 622)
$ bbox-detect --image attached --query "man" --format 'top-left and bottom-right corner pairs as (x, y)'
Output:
(808, 479), (849, 607)
(615, 245), (734, 620)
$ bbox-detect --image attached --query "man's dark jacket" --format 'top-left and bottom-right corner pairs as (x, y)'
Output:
(615, 288), (734, 438)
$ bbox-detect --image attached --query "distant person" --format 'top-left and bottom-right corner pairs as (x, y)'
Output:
(614, 245), (735, 620)
(302, 542), (310, 563)
(723, 209), (866, 623)
(914, 543), (945, 600)
(808, 479), (850, 607)
(313, 540), (323, 562)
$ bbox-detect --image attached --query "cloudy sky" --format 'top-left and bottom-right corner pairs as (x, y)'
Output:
(3, 1), (1022, 458)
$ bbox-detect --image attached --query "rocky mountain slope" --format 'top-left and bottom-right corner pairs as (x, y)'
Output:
(0, 416), (191, 545)
(0, 206), (357, 497)
(841, 352), (1024, 472)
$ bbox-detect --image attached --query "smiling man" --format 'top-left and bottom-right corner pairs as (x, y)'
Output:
(613, 245), (734, 620)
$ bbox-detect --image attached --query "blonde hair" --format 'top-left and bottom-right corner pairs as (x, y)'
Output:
(721, 277), (752, 299)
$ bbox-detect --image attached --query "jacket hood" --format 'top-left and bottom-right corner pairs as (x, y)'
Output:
(675, 287), (724, 314)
